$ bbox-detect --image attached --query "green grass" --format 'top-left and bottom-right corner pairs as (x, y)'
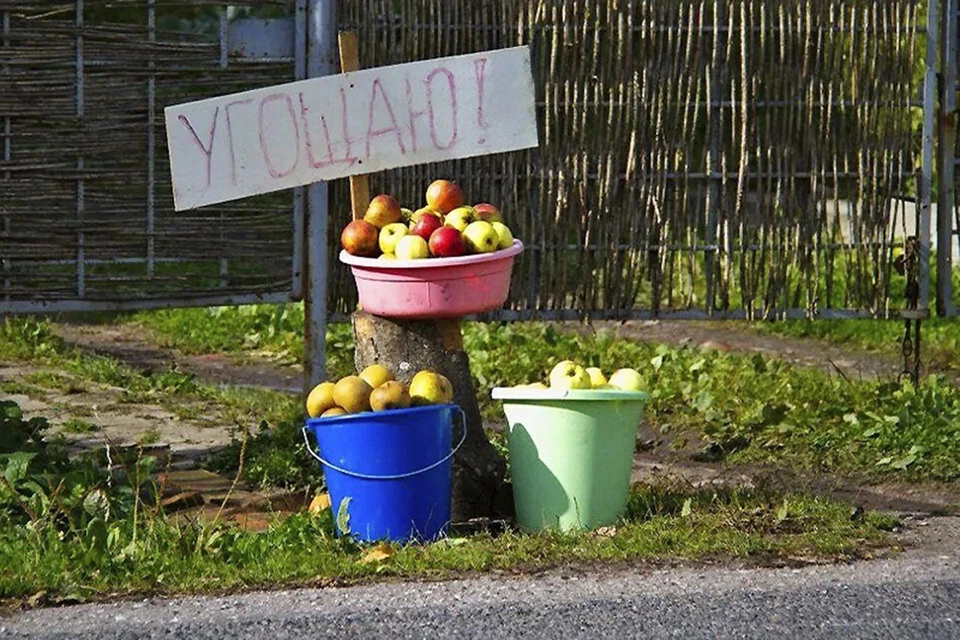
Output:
(60, 418), (100, 435)
(0, 481), (897, 604)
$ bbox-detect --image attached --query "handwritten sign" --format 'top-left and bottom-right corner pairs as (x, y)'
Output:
(165, 46), (538, 211)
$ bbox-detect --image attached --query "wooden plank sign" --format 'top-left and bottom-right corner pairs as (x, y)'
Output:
(165, 46), (539, 211)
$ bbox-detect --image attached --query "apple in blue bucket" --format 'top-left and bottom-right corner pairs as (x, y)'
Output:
(306, 365), (454, 418)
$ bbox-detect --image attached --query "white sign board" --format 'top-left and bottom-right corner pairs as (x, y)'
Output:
(165, 46), (539, 211)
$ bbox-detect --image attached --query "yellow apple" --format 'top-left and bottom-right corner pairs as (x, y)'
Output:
(306, 381), (337, 417)
(409, 370), (454, 405)
(608, 368), (644, 391)
(548, 361), (592, 390)
(585, 367), (608, 388)
(462, 221), (499, 254)
(490, 222), (514, 250)
(395, 235), (430, 260)
(379, 222), (409, 255)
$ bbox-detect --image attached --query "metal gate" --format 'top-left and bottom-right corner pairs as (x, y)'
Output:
(0, 0), (949, 323)
(941, 0), (960, 316)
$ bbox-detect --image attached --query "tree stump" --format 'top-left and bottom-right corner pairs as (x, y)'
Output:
(352, 311), (507, 522)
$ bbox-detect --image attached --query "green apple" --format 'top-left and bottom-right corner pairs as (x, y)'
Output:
(490, 222), (514, 250)
(608, 368), (644, 391)
(548, 360), (592, 390)
(585, 367), (607, 388)
(462, 220), (500, 254)
(379, 222), (409, 255)
(444, 206), (478, 232)
(395, 235), (430, 260)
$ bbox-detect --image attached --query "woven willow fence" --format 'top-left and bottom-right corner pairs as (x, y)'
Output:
(0, 1), (926, 319)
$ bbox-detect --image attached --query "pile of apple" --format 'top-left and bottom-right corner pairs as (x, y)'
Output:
(340, 179), (516, 260)
(306, 364), (454, 419)
(515, 361), (645, 392)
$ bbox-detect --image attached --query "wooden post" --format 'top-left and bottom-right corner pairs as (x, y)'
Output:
(338, 32), (371, 220)
(341, 32), (508, 521)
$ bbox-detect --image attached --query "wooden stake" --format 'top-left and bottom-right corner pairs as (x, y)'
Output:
(338, 31), (370, 221)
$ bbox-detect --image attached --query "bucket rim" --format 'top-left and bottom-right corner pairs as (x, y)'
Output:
(491, 387), (649, 402)
(339, 239), (524, 269)
(305, 402), (460, 428)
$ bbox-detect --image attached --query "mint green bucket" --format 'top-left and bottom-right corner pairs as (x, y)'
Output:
(491, 388), (649, 532)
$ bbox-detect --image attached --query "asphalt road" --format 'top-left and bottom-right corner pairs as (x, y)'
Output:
(4, 522), (960, 640)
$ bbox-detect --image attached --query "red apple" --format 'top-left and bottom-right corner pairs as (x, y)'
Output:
(425, 180), (465, 214)
(363, 194), (402, 229)
(341, 220), (380, 257)
(428, 226), (467, 258)
(473, 203), (503, 224)
(412, 206), (444, 223)
(410, 213), (444, 243)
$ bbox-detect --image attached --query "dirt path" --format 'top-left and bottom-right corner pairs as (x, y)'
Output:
(583, 319), (905, 380)
(54, 322), (303, 394)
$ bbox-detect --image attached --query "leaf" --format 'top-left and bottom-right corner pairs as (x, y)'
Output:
(359, 543), (395, 564)
(861, 428), (881, 438)
(83, 489), (110, 520)
(650, 355), (664, 371)
(4, 452), (36, 484)
(776, 500), (789, 523)
(890, 455), (916, 470)
(689, 359), (706, 373)
(308, 492), (331, 515)
(843, 413), (859, 425)
(336, 496), (352, 535)
(681, 498), (692, 517)
(439, 537), (469, 547)
(693, 391), (714, 413)
(875, 456), (893, 466)
(85, 518), (109, 554)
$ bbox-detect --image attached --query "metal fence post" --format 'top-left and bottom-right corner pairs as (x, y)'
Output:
(920, 0), (940, 315)
(3, 9), (11, 301)
(75, 0), (85, 299)
(303, 0), (336, 393)
(939, 0), (958, 316)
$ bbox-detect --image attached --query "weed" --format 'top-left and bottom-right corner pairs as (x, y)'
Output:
(136, 428), (162, 446)
(61, 418), (100, 435)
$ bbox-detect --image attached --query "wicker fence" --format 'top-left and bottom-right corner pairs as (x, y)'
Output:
(0, 1), (932, 319)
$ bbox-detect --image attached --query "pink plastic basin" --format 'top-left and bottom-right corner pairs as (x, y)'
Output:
(339, 240), (524, 319)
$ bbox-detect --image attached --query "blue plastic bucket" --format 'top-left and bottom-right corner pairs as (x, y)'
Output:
(302, 404), (465, 543)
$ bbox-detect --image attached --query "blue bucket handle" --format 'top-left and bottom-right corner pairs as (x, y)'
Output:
(302, 406), (467, 480)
